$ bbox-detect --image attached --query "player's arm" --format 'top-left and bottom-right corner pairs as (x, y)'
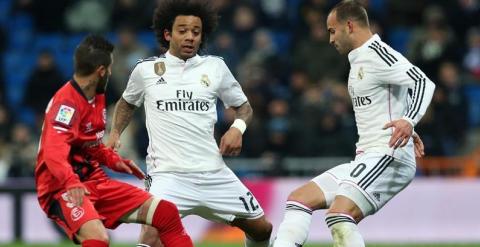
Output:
(106, 62), (144, 149)
(42, 101), (89, 206)
(84, 143), (145, 179)
(106, 98), (137, 149)
(217, 59), (251, 156)
(374, 54), (436, 148)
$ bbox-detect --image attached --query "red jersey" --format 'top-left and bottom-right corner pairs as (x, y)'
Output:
(35, 80), (109, 210)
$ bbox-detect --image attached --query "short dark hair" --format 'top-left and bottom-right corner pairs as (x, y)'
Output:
(330, 0), (369, 27)
(152, 0), (218, 51)
(74, 34), (114, 76)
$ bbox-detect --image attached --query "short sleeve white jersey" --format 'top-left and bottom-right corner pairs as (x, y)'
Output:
(122, 51), (248, 173)
(347, 34), (435, 166)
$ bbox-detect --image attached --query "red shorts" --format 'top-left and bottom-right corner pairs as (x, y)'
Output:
(44, 179), (151, 241)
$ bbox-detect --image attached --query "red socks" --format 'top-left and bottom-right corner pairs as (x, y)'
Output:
(82, 239), (108, 247)
(152, 200), (193, 247)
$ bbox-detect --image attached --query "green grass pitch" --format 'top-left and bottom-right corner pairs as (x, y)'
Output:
(1, 242), (478, 247)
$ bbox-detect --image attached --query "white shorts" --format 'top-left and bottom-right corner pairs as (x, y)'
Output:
(312, 152), (416, 216)
(146, 167), (264, 223)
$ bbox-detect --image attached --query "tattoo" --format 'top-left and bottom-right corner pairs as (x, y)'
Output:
(233, 101), (253, 125)
(111, 98), (137, 136)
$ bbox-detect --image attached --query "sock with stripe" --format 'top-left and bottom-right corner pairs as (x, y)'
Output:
(273, 201), (313, 247)
(325, 213), (364, 247)
(81, 239), (108, 247)
(136, 245), (151, 247)
(151, 200), (193, 247)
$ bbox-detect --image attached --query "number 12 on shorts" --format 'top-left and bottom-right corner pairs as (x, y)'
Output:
(239, 192), (259, 212)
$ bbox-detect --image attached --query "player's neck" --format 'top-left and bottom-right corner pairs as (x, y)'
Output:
(352, 29), (373, 50)
(73, 74), (98, 100)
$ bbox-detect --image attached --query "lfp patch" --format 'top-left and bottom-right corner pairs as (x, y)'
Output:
(55, 105), (75, 125)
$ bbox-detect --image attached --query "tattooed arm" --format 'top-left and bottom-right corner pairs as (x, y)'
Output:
(219, 101), (253, 156)
(106, 98), (137, 149)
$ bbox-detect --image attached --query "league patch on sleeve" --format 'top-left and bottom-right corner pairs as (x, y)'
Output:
(55, 105), (75, 125)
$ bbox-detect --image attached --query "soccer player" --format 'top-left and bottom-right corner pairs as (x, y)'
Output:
(106, 1), (273, 247)
(34, 34), (193, 247)
(273, 1), (435, 246)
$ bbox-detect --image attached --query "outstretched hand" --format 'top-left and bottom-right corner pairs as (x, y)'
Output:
(113, 159), (145, 180)
(383, 119), (413, 149)
(220, 127), (243, 156)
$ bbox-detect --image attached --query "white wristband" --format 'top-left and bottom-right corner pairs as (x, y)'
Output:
(230, 119), (247, 134)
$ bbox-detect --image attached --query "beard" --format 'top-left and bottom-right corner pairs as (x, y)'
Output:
(96, 73), (110, 93)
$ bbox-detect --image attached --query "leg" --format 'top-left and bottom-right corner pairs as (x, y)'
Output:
(326, 195), (366, 247)
(231, 215), (272, 247)
(138, 225), (163, 247)
(76, 219), (110, 247)
(122, 197), (192, 247)
(273, 181), (327, 247)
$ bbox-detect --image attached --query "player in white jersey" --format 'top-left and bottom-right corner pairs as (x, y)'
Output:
(273, 1), (435, 247)
(106, 0), (272, 247)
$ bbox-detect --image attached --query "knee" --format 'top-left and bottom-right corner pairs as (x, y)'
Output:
(80, 231), (109, 244)
(247, 219), (272, 242)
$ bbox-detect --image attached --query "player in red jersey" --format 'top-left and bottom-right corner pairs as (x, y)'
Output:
(34, 34), (193, 247)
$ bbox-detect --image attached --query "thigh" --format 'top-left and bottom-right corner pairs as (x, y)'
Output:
(311, 160), (354, 208)
(199, 167), (264, 223)
(335, 153), (416, 216)
(148, 172), (200, 216)
(94, 179), (152, 229)
(47, 190), (101, 242)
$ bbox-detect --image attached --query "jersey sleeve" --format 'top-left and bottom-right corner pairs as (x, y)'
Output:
(217, 60), (248, 108)
(41, 98), (83, 189)
(122, 63), (145, 107)
(371, 54), (436, 127)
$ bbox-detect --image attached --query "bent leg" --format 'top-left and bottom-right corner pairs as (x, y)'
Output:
(273, 181), (328, 247)
(231, 215), (272, 247)
(122, 197), (192, 247)
(76, 219), (109, 247)
(326, 195), (367, 247)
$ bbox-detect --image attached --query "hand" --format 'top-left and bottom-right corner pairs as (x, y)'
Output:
(114, 159), (145, 180)
(220, 127), (243, 156)
(67, 186), (90, 207)
(106, 132), (121, 151)
(383, 119), (413, 149)
(412, 132), (425, 158)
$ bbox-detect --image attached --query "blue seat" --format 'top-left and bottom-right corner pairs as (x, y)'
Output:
(137, 31), (157, 51)
(464, 84), (480, 128)
(3, 51), (35, 108)
(388, 27), (411, 54)
(0, 0), (12, 28)
(33, 33), (65, 53)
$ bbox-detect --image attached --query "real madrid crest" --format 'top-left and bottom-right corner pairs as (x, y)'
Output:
(200, 74), (211, 87)
(358, 67), (364, 80)
(154, 62), (166, 76)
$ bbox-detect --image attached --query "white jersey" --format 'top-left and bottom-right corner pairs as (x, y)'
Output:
(123, 51), (248, 173)
(347, 34), (435, 166)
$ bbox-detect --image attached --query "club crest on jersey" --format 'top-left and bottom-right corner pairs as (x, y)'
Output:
(348, 85), (355, 96)
(200, 74), (211, 87)
(55, 105), (75, 125)
(71, 206), (85, 221)
(358, 67), (364, 80)
(154, 62), (166, 76)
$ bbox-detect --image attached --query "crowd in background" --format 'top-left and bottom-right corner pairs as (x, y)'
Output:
(0, 0), (479, 180)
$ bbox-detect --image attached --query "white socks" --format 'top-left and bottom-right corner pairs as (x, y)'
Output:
(273, 201), (313, 247)
(326, 213), (365, 247)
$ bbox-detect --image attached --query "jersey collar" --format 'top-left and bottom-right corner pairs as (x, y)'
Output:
(348, 33), (381, 64)
(70, 79), (89, 101)
(165, 50), (200, 65)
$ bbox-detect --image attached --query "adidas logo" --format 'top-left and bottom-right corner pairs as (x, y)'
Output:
(156, 77), (167, 85)
(295, 243), (303, 247)
(373, 192), (381, 201)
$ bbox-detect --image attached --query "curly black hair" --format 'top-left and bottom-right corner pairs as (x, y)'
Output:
(152, 0), (218, 51)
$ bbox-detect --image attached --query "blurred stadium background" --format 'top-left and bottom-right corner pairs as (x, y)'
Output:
(0, 0), (480, 246)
